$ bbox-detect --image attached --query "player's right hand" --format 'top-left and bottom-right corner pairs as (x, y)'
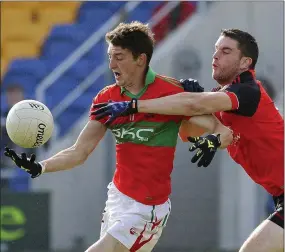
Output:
(4, 147), (43, 178)
(91, 98), (138, 126)
(180, 78), (204, 92)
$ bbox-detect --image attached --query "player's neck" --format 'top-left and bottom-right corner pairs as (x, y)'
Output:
(218, 69), (249, 86)
(126, 82), (144, 95)
(124, 69), (147, 95)
(218, 80), (234, 86)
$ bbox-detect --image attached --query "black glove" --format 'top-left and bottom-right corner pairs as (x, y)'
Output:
(180, 78), (204, 92)
(91, 98), (138, 126)
(188, 134), (221, 167)
(4, 147), (43, 178)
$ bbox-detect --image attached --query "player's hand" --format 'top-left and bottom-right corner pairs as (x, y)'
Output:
(180, 78), (204, 92)
(4, 147), (43, 178)
(91, 98), (138, 126)
(188, 134), (221, 167)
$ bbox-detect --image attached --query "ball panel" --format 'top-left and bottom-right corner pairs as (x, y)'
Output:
(13, 100), (53, 120)
(6, 109), (20, 142)
(15, 109), (52, 122)
(23, 119), (38, 148)
(13, 118), (34, 148)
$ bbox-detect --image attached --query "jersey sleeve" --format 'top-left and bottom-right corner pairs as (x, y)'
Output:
(89, 87), (110, 124)
(224, 82), (261, 116)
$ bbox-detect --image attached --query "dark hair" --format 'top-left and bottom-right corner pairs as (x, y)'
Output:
(105, 21), (155, 66)
(221, 28), (259, 69)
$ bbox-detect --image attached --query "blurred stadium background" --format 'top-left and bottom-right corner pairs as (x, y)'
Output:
(0, 1), (283, 252)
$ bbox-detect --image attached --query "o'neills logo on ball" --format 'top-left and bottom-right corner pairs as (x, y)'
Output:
(33, 123), (47, 147)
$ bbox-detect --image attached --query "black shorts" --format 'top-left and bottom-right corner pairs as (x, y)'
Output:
(267, 194), (284, 228)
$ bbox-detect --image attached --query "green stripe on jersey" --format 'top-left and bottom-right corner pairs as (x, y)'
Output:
(110, 121), (181, 147)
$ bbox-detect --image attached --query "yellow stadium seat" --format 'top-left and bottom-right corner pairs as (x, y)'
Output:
(37, 8), (76, 28)
(1, 23), (49, 47)
(1, 58), (8, 77)
(37, 1), (80, 11)
(1, 1), (39, 10)
(3, 40), (40, 63)
(1, 8), (33, 25)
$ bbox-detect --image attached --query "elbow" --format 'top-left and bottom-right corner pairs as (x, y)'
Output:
(78, 155), (88, 166)
(71, 145), (89, 166)
(78, 151), (89, 165)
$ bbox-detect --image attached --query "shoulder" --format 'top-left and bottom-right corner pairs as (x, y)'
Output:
(225, 70), (261, 97)
(155, 74), (184, 91)
(97, 83), (118, 96)
(225, 79), (260, 98)
(92, 83), (119, 104)
(224, 80), (261, 116)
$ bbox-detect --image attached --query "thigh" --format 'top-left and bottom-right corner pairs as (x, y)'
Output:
(109, 215), (166, 252)
(85, 233), (129, 252)
(108, 200), (171, 252)
(239, 220), (284, 252)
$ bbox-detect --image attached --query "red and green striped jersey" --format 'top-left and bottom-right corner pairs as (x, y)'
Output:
(90, 67), (188, 205)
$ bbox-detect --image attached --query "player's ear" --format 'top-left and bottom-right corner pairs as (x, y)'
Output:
(241, 57), (252, 70)
(137, 53), (147, 67)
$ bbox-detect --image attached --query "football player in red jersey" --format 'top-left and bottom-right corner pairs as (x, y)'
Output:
(94, 29), (284, 252)
(4, 22), (233, 252)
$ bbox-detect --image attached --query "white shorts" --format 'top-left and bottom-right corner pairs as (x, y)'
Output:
(100, 182), (171, 252)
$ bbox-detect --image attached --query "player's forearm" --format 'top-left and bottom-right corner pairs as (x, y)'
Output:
(213, 124), (233, 149)
(189, 115), (233, 148)
(202, 116), (233, 148)
(138, 92), (196, 115)
(137, 92), (232, 116)
(40, 145), (88, 173)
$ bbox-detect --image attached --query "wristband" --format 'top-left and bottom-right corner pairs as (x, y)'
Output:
(39, 161), (46, 173)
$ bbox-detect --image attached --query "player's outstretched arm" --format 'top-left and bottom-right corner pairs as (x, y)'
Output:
(138, 77), (261, 117)
(137, 92), (233, 116)
(93, 78), (259, 120)
(4, 120), (107, 177)
(91, 92), (232, 123)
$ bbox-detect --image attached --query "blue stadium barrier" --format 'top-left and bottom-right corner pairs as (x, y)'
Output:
(78, 1), (125, 13)
(77, 8), (115, 28)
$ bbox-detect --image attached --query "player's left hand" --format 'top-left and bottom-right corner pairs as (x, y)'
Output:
(91, 99), (138, 126)
(180, 78), (204, 92)
(188, 134), (221, 167)
(4, 147), (43, 178)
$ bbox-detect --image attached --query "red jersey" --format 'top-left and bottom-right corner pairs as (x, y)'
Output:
(90, 67), (187, 205)
(215, 70), (284, 196)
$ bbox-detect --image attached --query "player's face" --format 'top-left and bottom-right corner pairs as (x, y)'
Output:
(107, 43), (143, 88)
(212, 36), (244, 85)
